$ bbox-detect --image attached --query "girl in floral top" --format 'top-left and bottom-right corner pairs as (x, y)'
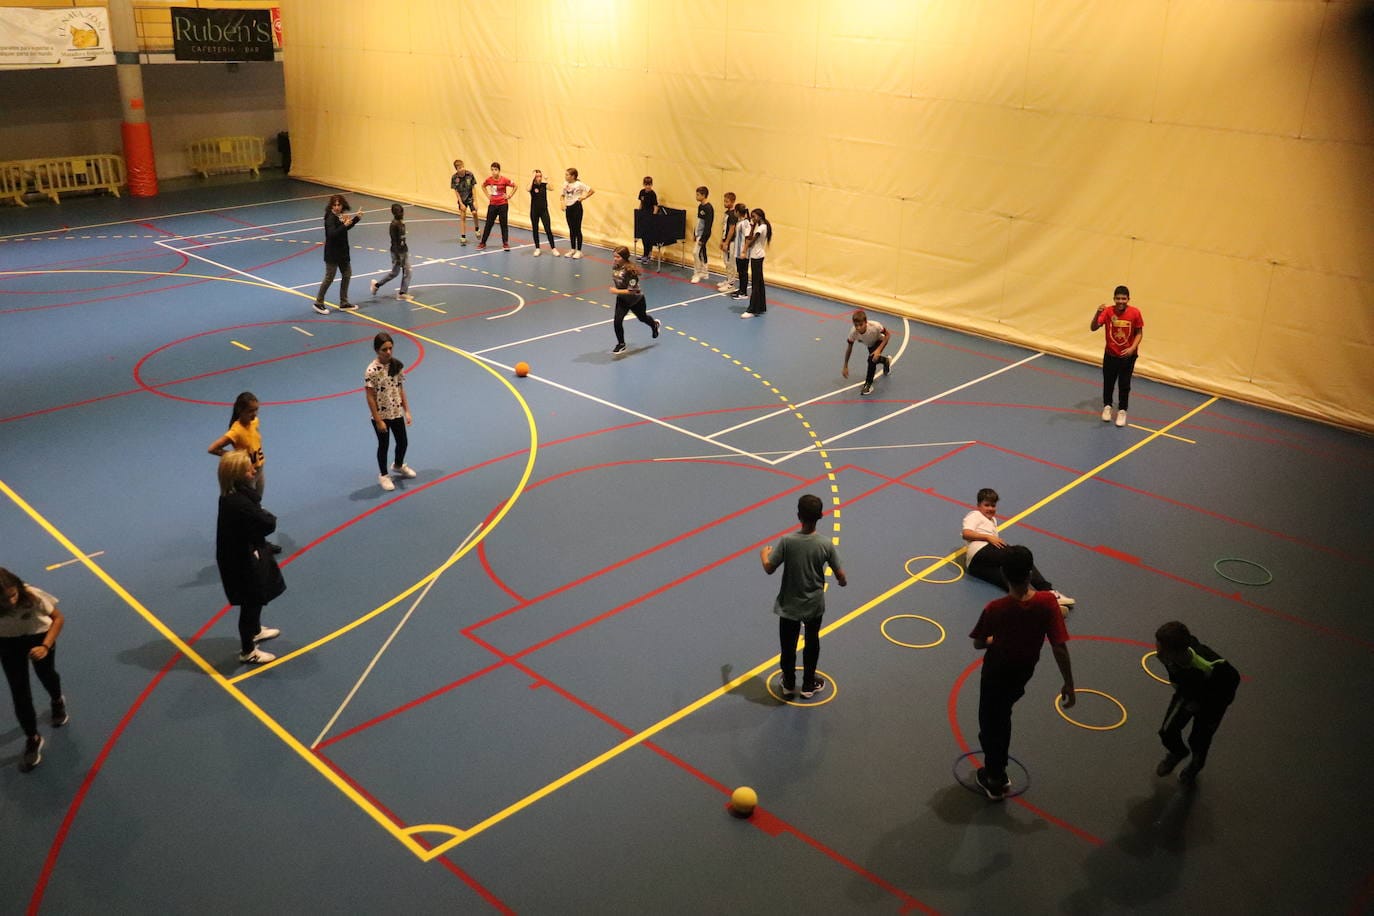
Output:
(365, 332), (414, 492)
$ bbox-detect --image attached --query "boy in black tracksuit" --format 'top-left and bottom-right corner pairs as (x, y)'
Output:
(1154, 620), (1240, 786)
(371, 204), (411, 299)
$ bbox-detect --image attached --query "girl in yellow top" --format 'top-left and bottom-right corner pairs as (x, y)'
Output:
(208, 392), (279, 552)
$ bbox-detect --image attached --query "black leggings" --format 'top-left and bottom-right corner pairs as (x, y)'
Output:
(373, 416), (408, 474)
(565, 202), (584, 250)
(778, 616), (822, 690)
(480, 203), (510, 246)
(314, 260), (352, 306)
(237, 604), (262, 655)
(0, 634), (61, 737)
(531, 208), (555, 249)
(613, 296), (655, 344)
(747, 258), (767, 314)
(1103, 351), (1138, 410)
(734, 257), (750, 296)
(968, 544), (1052, 592)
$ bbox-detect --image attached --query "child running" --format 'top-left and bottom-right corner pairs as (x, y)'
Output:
(371, 203), (411, 300)
(0, 568), (68, 772)
(842, 309), (892, 396)
(608, 245), (660, 355)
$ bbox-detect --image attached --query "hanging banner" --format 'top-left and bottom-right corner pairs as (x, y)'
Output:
(0, 7), (114, 69)
(171, 7), (274, 62)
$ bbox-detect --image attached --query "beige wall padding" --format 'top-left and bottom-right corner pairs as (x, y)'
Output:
(282, 0), (1374, 432)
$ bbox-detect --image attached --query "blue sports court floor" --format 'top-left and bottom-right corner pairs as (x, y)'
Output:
(1, 178), (1372, 914)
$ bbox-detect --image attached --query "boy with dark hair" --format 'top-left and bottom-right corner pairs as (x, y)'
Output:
(371, 203), (411, 300)
(969, 546), (1075, 800)
(1089, 284), (1144, 427)
(478, 161), (516, 251)
(760, 495), (847, 699)
(716, 191), (738, 292)
(842, 309), (892, 396)
(961, 488), (1073, 609)
(690, 186), (715, 283)
(637, 176), (661, 264)
(1154, 621), (1239, 786)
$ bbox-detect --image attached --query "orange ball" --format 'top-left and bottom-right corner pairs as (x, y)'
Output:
(514, 361), (530, 377)
(730, 786), (757, 817)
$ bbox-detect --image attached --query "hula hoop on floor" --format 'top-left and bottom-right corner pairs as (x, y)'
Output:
(952, 750), (1030, 799)
(1213, 557), (1272, 586)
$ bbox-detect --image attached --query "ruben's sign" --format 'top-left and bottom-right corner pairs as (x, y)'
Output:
(172, 7), (273, 61)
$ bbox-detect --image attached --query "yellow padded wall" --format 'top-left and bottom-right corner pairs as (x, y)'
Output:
(281, 0), (1374, 431)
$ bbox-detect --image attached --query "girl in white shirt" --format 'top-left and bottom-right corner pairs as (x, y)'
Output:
(741, 208), (772, 318)
(560, 168), (595, 258)
(0, 567), (67, 772)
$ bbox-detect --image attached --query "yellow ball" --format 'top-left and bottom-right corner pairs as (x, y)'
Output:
(730, 786), (757, 817)
(514, 361), (530, 378)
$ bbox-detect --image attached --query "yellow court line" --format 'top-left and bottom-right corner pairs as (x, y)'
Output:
(229, 326), (540, 681)
(1127, 423), (1195, 444)
(420, 395), (1219, 855)
(0, 478), (432, 861)
(230, 340), (251, 351)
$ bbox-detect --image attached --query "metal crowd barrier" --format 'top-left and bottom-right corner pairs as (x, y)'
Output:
(186, 135), (266, 178)
(0, 155), (127, 205)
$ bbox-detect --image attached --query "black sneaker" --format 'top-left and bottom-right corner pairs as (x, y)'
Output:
(800, 676), (827, 699)
(269, 542), (283, 555)
(51, 697), (68, 727)
(339, 301), (359, 311)
(652, 320), (661, 339)
(20, 734), (43, 772)
(611, 342), (627, 354)
(860, 383), (874, 396)
(974, 766), (1006, 801)
(1178, 761), (1202, 787)
(311, 302), (329, 315)
(1156, 752), (1186, 777)
(779, 681), (797, 700)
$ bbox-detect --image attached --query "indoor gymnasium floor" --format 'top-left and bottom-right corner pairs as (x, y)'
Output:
(1, 178), (1371, 914)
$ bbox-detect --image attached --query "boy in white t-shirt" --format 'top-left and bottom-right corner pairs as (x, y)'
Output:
(842, 309), (893, 396)
(961, 488), (1074, 610)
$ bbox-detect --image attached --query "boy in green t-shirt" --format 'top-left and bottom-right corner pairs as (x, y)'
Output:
(760, 494), (847, 698)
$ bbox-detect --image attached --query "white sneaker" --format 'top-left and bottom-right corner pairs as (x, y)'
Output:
(392, 463), (416, 478)
(1052, 591), (1075, 608)
(239, 648), (276, 664)
(379, 474), (396, 492)
(253, 626), (281, 642)
(370, 280), (380, 295)
(551, 249), (563, 257)
(1115, 410), (1128, 427)
(397, 290), (410, 300)
(1101, 405), (1113, 422)
(571, 250), (583, 259)
(533, 248), (542, 257)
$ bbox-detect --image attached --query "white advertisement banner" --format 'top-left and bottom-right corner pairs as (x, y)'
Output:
(0, 7), (115, 69)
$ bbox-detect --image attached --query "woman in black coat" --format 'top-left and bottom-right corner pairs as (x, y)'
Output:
(216, 451), (284, 664)
(311, 194), (363, 314)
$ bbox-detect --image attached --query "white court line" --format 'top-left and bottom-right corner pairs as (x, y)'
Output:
(705, 316), (914, 439)
(653, 440), (975, 462)
(45, 550), (104, 571)
(768, 352), (1044, 465)
(0, 191), (334, 241)
(155, 238), (305, 297)
(310, 523), (484, 749)
(472, 292), (719, 355)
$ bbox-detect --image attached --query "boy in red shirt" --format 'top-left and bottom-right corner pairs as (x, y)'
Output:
(1090, 284), (1144, 427)
(477, 161), (516, 251)
(968, 546), (1075, 800)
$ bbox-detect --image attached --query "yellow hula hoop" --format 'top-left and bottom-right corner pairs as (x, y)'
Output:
(880, 614), (946, 649)
(1140, 651), (1171, 685)
(904, 555), (964, 584)
(766, 669), (838, 708)
(1054, 688), (1127, 731)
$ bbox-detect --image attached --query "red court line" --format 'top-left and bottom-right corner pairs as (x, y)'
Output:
(970, 440), (1370, 569)
(313, 750), (513, 914)
(946, 656), (1104, 848)
(463, 462), (825, 637)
